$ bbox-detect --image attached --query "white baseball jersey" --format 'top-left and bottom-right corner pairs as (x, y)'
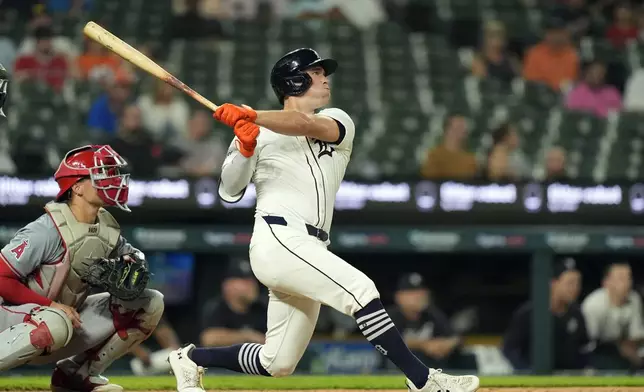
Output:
(218, 108), (355, 235)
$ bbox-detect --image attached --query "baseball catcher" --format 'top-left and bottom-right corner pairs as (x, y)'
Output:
(0, 143), (164, 392)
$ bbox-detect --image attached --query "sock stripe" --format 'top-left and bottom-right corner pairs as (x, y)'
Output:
(356, 309), (386, 324)
(364, 317), (393, 337)
(367, 323), (395, 341)
(359, 312), (390, 330)
(238, 344), (251, 374)
(249, 344), (261, 375)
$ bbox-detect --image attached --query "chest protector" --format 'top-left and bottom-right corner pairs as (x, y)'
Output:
(27, 202), (121, 308)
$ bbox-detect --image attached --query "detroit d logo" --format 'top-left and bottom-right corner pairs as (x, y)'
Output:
(314, 139), (335, 158)
(375, 345), (388, 356)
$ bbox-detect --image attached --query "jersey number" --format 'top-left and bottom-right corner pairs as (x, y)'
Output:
(314, 139), (335, 158)
(10, 240), (29, 260)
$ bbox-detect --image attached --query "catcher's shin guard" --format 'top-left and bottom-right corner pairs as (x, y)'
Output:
(58, 289), (165, 376)
(0, 307), (74, 370)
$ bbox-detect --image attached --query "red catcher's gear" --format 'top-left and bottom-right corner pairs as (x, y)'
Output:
(54, 145), (130, 211)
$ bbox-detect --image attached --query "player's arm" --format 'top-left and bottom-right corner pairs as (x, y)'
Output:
(0, 217), (65, 306)
(255, 108), (355, 148)
(218, 137), (258, 203)
(110, 235), (145, 262)
(501, 304), (531, 370)
(154, 317), (181, 349)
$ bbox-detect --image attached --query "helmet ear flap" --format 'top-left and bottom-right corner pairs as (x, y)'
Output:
(282, 72), (312, 101)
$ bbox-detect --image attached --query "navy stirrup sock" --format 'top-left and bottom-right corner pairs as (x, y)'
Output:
(189, 343), (270, 376)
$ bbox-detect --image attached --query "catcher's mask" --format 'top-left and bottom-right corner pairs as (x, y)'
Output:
(54, 145), (130, 211)
(0, 63), (7, 117)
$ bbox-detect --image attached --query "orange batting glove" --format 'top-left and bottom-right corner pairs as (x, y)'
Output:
(214, 103), (257, 128)
(234, 120), (260, 158)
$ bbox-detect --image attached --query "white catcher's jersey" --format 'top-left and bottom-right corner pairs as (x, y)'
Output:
(219, 108), (355, 234)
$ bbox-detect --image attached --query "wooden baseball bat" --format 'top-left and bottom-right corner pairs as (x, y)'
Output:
(83, 21), (219, 111)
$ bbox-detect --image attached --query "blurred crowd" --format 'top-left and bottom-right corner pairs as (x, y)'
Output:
(3, 0), (644, 180)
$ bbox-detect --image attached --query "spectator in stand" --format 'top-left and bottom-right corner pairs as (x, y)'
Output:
(486, 123), (531, 181)
(0, 37), (17, 70)
(18, 14), (78, 61)
(523, 18), (579, 91)
(86, 74), (133, 136)
(606, 3), (639, 49)
(46, 0), (93, 16)
(565, 61), (622, 118)
(14, 26), (69, 91)
(109, 105), (163, 177)
(199, 259), (267, 347)
(553, 0), (591, 40)
(387, 273), (478, 370)
(544, 146), (569, 181)
(176, 110), (226, 177)
(502, 259), (591, 371)
(167, 0), (225, 41)
(137, 79), (190, 142)
(420, 114), (477, 180)
(582, 263), (644, 370)
(471, 21), (520, 85)
(76, 38), (122, 83)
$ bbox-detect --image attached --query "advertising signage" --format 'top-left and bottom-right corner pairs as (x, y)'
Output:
(0, 176), (638, 225)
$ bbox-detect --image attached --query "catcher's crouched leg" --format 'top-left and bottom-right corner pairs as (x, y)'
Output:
(0, 307), (73, 370)
(57, 289), (165, 377)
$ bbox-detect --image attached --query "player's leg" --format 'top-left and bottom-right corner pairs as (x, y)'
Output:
(169, 290), (320, 390)
(251, 220), (479, 392)
(0, 304), (73, 370)
(31, 289), (164, 392)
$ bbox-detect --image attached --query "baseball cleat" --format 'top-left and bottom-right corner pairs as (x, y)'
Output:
(50, 367), (123, 392)
(406, 368), (480, 392)
(168, 344), (206, 392)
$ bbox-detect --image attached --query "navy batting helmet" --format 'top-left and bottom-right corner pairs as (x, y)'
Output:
(0, 63), (7, 117)
(270, 48), (337, 105)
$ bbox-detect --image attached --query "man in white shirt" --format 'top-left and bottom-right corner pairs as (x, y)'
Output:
(168, 48), (479, 392)
(582, 262), (644, 370)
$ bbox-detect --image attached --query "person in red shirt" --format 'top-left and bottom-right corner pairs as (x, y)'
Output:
(14, 26), (68, 91)
(606, 3), (638, 49)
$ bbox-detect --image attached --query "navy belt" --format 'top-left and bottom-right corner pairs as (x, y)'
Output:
(262, 215), (329, 242)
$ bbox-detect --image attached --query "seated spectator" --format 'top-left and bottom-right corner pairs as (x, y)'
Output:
(200, 259), (267, 347)
(137, 79), (190, 142)
(19, 14), (79, 61)
(565, 61), (622, 118)
(544, 146), (569, 181)
(502, 259), (590, 371)
(606, 3), (638, 49)
(14, 26), (69, 91)
(553, 0), (591, 40)
(109, 105), (164, 177)
(76, 39), (122, 83)
(471, 21), (520, 85)
(387, 273), (478, 370)
(523, 18), (579, 91)
(87, 74), (133, 136)
(420, 114), (477, 180)
(582, 263), (644, 370)
(486, 123), (531, 181)
(176, 110), (226, 177)
(167, 0), (224, 41)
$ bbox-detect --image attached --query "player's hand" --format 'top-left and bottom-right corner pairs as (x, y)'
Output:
(214, 103), (257, 128)
(50, 301), (82, 328)
(234, 120), (260, 158)
(422, 338), (457, 359)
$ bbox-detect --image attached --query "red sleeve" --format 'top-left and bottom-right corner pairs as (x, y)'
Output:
(13, 56), (34, 72)
(0, 256), (52, 306)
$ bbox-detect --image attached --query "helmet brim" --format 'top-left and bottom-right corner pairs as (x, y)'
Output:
(307, 58), (338, 76)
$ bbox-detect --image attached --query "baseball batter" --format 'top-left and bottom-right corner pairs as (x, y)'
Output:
(0, 130), (163, 390)
(168, 49), (479, 392)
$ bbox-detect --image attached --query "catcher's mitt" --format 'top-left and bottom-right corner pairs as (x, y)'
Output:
(82, 254), (150, 301)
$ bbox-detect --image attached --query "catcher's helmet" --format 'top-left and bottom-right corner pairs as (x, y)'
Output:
(270, 48), (337, 105)
(54, 145), (131, 211)
(0, 63), (7, 117)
